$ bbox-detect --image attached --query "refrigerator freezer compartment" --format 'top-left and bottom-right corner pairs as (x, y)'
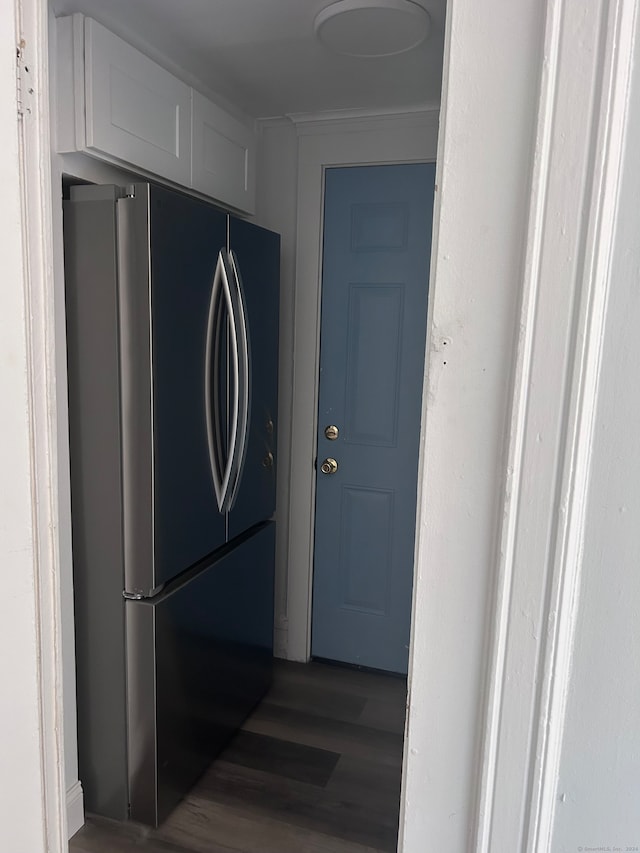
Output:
(125, 521), (275, 827)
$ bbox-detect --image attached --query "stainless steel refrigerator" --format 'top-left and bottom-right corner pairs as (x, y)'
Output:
(63, 183), (280, 827)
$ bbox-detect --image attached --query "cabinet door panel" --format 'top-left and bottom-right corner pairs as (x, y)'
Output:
(85, 18), (191, 185)
(192, 90), (256, 215)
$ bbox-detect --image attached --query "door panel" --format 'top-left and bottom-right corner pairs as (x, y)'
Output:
(148, 185), (228, 585)
(340, 486), (394, 615)
(345, 283), (403, 445)
(312, 163), (435, 674)
(227, 217), (280, 540)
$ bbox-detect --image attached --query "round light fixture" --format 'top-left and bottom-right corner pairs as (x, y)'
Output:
(314, 0), (430, 58)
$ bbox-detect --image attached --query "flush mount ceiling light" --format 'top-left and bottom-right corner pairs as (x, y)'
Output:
(314, 0), (430, 58)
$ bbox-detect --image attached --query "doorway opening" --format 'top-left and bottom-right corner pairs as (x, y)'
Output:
(49, 2), (446, 851)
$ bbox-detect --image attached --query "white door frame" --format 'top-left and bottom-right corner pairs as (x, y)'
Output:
(2, 0), (68, 851)
(8, 0), (638, 851)
(401, 0), (637, 849)
(285, 109), (440, 662)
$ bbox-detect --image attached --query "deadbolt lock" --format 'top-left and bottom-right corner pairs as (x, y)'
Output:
(262, 451), (274, 469)
(324, 424), (339, 440)
(320, 457), (338, 475)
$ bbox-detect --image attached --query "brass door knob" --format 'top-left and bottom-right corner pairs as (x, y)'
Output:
(320, 457), (338, 475)
(262, 451), (274, 469)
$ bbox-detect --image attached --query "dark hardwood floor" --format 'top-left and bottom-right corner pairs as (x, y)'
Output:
(70, 660), (407, 853)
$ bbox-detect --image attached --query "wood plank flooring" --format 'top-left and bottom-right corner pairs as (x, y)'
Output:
(70, 660), (407, 853)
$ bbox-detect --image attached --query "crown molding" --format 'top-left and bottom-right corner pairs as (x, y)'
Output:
(256, 115), (297, 130)
(286, 102), (439, 125)
(257, 104), (442, 137)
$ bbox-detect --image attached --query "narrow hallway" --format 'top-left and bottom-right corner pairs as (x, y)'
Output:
(70, 661), (407, 853)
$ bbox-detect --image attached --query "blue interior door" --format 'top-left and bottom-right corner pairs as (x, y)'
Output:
(312, 163), (435, 674)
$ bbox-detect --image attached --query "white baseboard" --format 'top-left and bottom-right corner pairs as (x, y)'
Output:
(274, 626), (288, 659)
(66, 780), (84, 839)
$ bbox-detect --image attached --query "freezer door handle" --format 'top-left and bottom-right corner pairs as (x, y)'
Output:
(205, 249), (240, 512)
(226, 250), (250, 510)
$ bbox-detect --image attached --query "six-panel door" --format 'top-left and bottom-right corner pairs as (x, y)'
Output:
(312, 163), (436, 674)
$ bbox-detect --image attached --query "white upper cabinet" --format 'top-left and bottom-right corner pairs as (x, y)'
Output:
(192, 91), (256, 215)
(55, 15), (256, 214)
(84, 19), (192, 186)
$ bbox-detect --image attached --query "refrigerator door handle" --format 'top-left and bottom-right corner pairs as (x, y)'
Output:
(226, 250), (250, 510)
(205, 250), (240, 512)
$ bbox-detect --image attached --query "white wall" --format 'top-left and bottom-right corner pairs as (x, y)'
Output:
(551, 6), (640, 848)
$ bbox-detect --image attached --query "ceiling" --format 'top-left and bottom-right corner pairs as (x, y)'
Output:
(51, 0), (446, 118)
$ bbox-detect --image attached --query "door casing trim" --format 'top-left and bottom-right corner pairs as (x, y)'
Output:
(285, 110), (440, 662)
